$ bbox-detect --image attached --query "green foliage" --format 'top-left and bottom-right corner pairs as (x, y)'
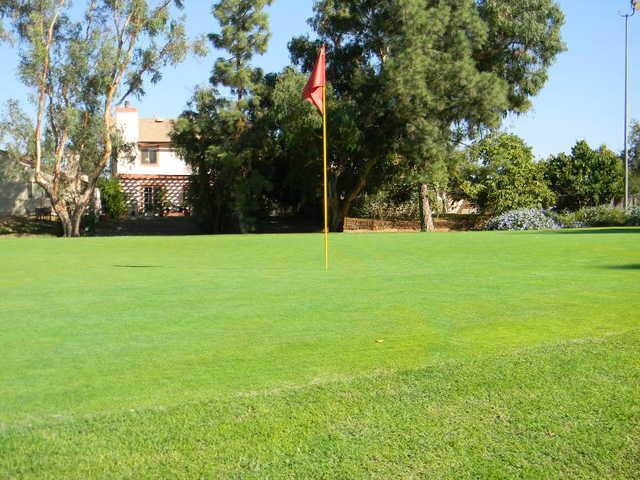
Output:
(352, 183), (421, 221)
(545, 141), (624, 211)
(264, 67), (367, 225)
(97, 177), (127, 220)
(554, 205), (640, 228)
(460, 133), (554, 214)
(264, 68), (322, 216)
(557, 205), (628, 228)
(209, 0), (273, 102)
(628, 120), (640, 174)
(627, 206), (640, 226)
(0, 100), (34, 182)
(476, 0), (566, 113)
(626, 121), (640, 199)
(286, 0), (564, 227)
(173, 88), (271, 233)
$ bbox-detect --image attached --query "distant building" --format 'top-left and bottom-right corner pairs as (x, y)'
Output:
(114, 103), (191, 215)
(0, 152), (50, 216)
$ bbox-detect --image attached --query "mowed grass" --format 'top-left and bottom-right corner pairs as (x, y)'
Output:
(0, 229), (639, 477)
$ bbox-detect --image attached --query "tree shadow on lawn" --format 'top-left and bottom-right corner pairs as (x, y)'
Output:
(543, 228), (640, 235)
(602, 264), (640, 270)
(113, 265), (163, 268)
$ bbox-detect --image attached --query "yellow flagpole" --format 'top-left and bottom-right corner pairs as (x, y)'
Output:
(322, 84), (329, 271)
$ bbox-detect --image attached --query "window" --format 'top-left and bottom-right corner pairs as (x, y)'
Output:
(141, 148), (158, 165)
(143, 186), (164, 213)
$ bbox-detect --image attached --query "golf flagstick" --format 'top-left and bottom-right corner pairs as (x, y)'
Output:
(302, 45), (329, 270)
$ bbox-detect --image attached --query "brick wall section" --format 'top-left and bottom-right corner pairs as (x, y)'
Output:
(344, 215), (485, 232)
(119, 174), (189, 214)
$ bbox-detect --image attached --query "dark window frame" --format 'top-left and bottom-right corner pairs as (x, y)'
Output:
(140, 148), (158, 165)
(143, 185), (164, 213)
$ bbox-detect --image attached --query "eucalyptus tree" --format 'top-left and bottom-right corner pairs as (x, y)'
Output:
(290, 0), (565, 231)
(0, 100), (34, 182)
(1, 0), (189, 236)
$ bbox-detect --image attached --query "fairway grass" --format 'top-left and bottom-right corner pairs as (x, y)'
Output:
(1, 230), (639, 477)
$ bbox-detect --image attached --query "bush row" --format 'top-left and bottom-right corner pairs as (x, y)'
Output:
(485, 206), (640, 231)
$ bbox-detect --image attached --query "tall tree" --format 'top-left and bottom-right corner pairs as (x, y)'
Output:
(209, 0), (273, 102)
(172, 0), (273, 233)
(1, 0), (189, 236)
(289, 0), (565, 230)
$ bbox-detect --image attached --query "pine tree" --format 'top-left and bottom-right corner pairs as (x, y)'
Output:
(172, 0), (274, 233)
(209, 0), (273, 102)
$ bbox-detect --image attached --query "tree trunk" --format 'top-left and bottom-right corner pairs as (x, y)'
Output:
(334, 199), (352, 232)
(420, 183), (435, 232)
(60, 218), (72, 237)
(53, 203), (72, 237)
(329, 159), (377, 232)
(49, 194), (91, 238)
(328, 177), (343, 232)
(71, 206), (87, 237)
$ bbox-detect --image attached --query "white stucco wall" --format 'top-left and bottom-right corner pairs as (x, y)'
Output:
(114, 108), (191, 176)
(118, 148), (191, 176)
(0, 181), (50, 216)
(115, 110), (139, 144)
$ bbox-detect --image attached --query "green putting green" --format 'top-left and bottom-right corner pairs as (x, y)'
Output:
(0, 229), (638, 478)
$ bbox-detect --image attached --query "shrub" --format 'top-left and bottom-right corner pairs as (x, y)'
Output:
(552, 211), (582, 229)
(98, 177), (127, 220)
(352, 184), (420, 220)
(627, 206), (640, 226)
(572, 205), (626, 227)
(485, 208), (561, 231)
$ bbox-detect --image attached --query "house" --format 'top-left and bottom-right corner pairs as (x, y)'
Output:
(114, 103), (191, 215)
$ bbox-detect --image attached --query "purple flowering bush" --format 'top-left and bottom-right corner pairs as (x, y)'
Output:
(485, 208), (561, 231)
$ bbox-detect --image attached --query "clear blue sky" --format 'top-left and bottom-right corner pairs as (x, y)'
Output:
(0, 0), (638, 160)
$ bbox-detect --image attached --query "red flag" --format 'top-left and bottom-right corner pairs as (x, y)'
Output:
(302, 45), (326, 115)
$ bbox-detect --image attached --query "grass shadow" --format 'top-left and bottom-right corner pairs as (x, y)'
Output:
(603, 264), (640, 270)
(544, 228), (640, 235)
(113, 265), (162, 269)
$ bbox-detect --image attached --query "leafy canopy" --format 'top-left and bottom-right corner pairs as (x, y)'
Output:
(545, 140), (624, 211)
(461, 132), (554, 214)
